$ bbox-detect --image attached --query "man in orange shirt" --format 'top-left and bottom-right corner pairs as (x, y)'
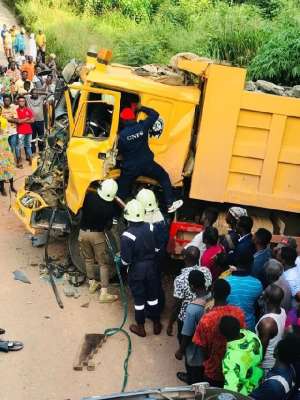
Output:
(21, 56), (35, 81)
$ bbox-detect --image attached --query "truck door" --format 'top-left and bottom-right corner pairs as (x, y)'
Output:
(65, 87), (121, 214)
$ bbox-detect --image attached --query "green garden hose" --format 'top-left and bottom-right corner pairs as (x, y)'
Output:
(104, 231), (132, 392)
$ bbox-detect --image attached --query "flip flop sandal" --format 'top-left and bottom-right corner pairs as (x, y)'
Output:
(0, 341), (24, 352)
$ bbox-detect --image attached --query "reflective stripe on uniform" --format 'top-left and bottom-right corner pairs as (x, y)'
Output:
(265, 376), (291, 394)
(147, 299), (158, 306)
(121, 259), (129, 266)
(134, 304), (145, 310)
(155, 248), (160, 253)
(122, 231), (136, 241)
(149, 224), (154, 232)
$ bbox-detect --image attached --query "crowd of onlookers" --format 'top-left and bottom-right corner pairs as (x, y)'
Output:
(0, 24), (57, 196)
(169, 206), (300, 399)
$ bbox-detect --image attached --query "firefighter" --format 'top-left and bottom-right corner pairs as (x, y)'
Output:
(120, 199), (162, 337)
(79, 179), (118, 303)
(136, 188), (169, 310)
(117, 105), (183, 213)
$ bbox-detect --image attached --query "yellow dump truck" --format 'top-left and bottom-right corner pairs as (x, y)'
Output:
(13, 50), (300, 260)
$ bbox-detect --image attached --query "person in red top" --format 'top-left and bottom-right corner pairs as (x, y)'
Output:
(201, 227), (224, 280)
(15, 96), (34, 165)
(193, 279), (245, 387)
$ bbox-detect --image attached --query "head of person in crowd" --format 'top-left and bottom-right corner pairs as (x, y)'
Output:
(8, 61), (17, 71)
(236, 215), (253, 237)
(20, 49), (25, 57)
(215, 252), (231, 274)
(219, 315), (241, 341)
(23, 81), (31, 93)
(35, 56), (42, 67)
(253, 228), (272, 251)
(278, 246), (297, 270)
(17, 96), (27, 109)
(7, 56), (13, 66)
(226, 206), (248, 230)
(203, 226), (219, 249)
(21, 70), (28, 82)
(235, 250), (254, 273)
(273, 236), (297, 259)
(188, 269), (207, 297)
(38, 29), (43, 35)
(275, 333), (300, 366)
(35, 65), (42, 76)
(27, 56), (34, 64)
(183, 245), (200, 268)
(30, 88), (39, 100)
(263, 284), (284, 312)
(45, 74), (54, 85)
(265, 259), (284, 285)
(0, 66), (4, 76)
(3, 94), (12, 109)
(201, 207), (219, 228)
(212, 278), (231, 305)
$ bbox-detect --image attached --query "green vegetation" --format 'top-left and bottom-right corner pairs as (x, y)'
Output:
(7, 0), (300, 84)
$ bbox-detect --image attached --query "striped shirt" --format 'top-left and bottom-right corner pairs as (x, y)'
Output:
(226, 273), (263, 331)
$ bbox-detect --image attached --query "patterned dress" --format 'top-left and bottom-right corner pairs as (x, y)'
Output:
(222, 329), (263, 395)
(0, 116), (14, 181)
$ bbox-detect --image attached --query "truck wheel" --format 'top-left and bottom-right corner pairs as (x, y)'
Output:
(67, 226), (86, 275)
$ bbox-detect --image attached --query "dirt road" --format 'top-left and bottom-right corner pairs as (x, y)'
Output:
(0, 172), (181, 400)
(0, 3), (181, 400)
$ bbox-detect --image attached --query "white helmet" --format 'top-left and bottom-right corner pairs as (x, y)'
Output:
(124, 199), (145, 222)
(136, 188), (158, 212)
(97, 179), (118, 202)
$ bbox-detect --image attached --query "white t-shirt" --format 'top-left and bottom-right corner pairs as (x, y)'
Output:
(284, 265), (300, 296)
(184, 231), (207, 259)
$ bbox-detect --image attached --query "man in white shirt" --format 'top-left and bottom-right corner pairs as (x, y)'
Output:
(280, 246), (300, 297)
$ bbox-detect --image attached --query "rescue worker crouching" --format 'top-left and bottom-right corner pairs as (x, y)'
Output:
(79, 179), (118, 303)
(120, 199), (162, 337)
(117, 105), (183, 214)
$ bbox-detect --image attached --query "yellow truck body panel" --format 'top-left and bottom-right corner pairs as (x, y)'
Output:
(190, 64), (300, 213)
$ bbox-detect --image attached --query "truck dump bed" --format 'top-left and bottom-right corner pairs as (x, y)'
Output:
(187, 62), (300, 213)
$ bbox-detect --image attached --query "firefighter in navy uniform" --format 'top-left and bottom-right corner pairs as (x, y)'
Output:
(136, 188), (169, 311)
(120, 199), (162, 337)
(117, 105), (183, 213)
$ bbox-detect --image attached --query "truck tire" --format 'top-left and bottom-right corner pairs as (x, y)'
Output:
(67, 226), (86, 274)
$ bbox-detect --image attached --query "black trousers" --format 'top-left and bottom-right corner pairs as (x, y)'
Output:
(37, 48), (46, 63)
(128, 262), (161, 325)
(118, 161), (174, 207)
(186, 364), (204, 385)
(31, 121), (45, 153)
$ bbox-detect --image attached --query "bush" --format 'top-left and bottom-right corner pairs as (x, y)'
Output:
(198, 3), (268, 66)
(249, 24), (300, 84)
(9, 0), (300, 85)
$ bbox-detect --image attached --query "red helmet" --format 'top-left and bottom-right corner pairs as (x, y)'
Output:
(120, 107), (136, 121)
